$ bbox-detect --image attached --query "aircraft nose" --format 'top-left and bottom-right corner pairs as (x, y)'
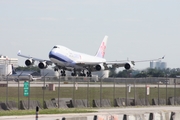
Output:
(49, 50), (56, 59)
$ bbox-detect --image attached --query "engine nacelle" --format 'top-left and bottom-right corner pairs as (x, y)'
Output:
(124, 62), (134, 70)
(25, 59), (34, 66)
(95, 64), (105, 71)
(38, 62), (47, 69)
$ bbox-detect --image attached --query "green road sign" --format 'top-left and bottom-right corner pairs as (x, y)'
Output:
(24, 81), (29, 96)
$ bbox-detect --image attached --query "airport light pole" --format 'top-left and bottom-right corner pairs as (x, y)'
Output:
(134, 78), (136, 106)
(58, 72), (60, 108)
(141, 71), (147, 105)
(166, 74), (168, 105)
(145, 74), (147, 106)
(5, 59), (8, 104)
(72, 76), (78, 107)
(113, 76), (115, 107)
(6, 72), (11, 104)
(99, 74), (104, 107)
(42, 71), (48, 109)
(28, 75), (31, 110)
(174, 79), (176, 105)
(18, 79), (20, 110)
(125, 70), (130, 107)
(17, 70), (24, 110)
(87, 77), (90, 107)
(0, 68), (1, 74)
(158, 77), (160, 105)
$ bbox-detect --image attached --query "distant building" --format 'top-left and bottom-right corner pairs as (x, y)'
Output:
(160, 62), (167, 69)
(0, 55), (18, 67)
(0, 55), (18, 76)
(150, 61), (157, 69)
(150, 61), (167, 69)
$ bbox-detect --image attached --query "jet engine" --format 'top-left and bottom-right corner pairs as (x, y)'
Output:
(25, 59), (34, 66)
(95, 64), (105, 71)
(38, 61), (47, 69)
(124, 62), (134, 70)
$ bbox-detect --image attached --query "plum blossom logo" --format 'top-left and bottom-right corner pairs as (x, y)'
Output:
(100, 42), (106, 57)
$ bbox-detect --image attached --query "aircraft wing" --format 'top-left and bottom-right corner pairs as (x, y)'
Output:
(132, 56), (165, 63)
(74, 55), (165, 71)
(106, 56), (165, 69)
(74, 61), (132, 71)
(17, 50), (52, 65)
(106, 61), (133, 67)
(104, 61), (134, 70)
(76, 62), (104, 66)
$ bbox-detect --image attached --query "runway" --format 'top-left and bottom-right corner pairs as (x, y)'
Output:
(0, 106), (179, 120)
(0, 81), (179, 88)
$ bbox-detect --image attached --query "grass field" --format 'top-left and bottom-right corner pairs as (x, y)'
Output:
(0, 85), (179, 106)
(0, 84), (179, 116)
(0, 108), (96, 116)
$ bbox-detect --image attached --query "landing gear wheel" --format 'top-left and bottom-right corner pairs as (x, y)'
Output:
(80, 70), (86, 77)
(71, 69), (77, 76)
(71, 73), (77, 76)
(61, 70), (66, 76)
(87, 71), (92, 77)
(54, 68), (58, 71)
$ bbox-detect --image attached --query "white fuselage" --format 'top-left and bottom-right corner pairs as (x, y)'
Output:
(49, 45), (106, 70)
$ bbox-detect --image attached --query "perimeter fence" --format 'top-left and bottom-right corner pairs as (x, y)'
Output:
(0, 76), (180, 110)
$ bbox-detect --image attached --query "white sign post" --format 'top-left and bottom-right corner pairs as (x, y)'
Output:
(75, 82), (78, 90)
(147, 86), (150, 95)
(128, 84), (131, 93)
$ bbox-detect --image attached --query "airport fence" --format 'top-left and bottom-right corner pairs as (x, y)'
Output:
(0, 76), (180, 110)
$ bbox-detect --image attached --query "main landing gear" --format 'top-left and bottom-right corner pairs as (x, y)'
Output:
(86, 71), (92, 77)
(78, 70), (92, 77)
(61, 70), (66, 76)
(54, 68), (92, 77)
(71, 69), (77, 76)
(79, 70), (86, 77)
(54, 68), (66, 76)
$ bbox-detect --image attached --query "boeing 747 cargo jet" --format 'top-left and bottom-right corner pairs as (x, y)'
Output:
(17, 36), (164, 77)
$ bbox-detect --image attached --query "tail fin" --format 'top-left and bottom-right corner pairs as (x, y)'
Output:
(95, 36), (108, 58)
(11, 64), (16, 74)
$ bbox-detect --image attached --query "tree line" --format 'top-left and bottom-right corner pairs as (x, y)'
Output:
(15, 66), (40, 73)
(109, 67), (180, 78)
(16, 66), (180, 78)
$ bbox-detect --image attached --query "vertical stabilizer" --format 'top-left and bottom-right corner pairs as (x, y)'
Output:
(11, 64), (16, 74)
(95, 36), (108, 58)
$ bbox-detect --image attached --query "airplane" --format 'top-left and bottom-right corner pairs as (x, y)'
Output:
(17, 36), (164, 77)
(7, 65), (42, 82)
(8, 72), (42, 82)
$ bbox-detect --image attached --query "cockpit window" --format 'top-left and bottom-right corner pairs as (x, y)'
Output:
(53, 46), (58, 48)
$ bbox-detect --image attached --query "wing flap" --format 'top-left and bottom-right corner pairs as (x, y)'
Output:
(76, 62), (103, 66)
(106, 61), (131, 68)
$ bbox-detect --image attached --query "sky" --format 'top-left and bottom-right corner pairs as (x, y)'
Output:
(0, 0), (180, 70)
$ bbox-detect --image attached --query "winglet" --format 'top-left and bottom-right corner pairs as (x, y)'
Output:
(161, 55), (165, 59)
(17, 50), (21, 56)
(158, 55), (165, 60)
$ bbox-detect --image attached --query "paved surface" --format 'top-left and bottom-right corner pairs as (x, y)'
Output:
(0, 106), (180, 120)
(0, 81), (179, 88)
